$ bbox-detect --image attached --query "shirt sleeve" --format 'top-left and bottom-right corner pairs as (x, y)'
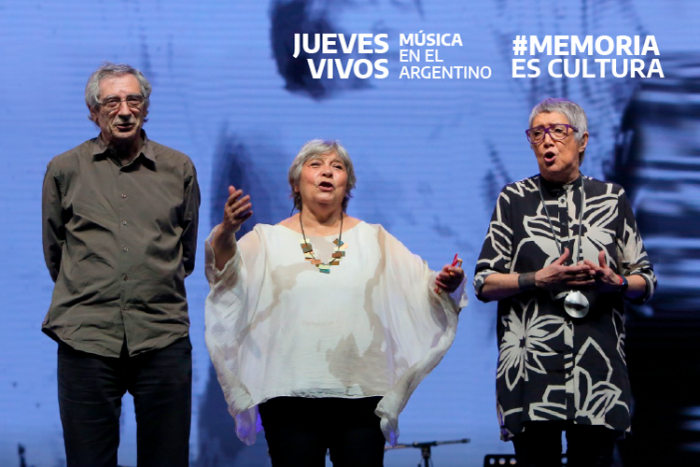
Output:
(181, 161), (200, 277)
(373, 226), (465, 445)
(473, 189), (514, 302)
(204, 226), (266, 445)
(617, 188), (657, 303)
(42, 161), (64, 283)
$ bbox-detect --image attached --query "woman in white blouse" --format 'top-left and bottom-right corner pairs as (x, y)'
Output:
(205, 139), (467, 466)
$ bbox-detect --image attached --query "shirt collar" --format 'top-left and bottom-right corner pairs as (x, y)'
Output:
(539, 174), (583, 196)
(91, 130), (156, 169)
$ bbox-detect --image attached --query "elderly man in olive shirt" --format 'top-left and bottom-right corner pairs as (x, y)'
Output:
(42, 63), (200, 467)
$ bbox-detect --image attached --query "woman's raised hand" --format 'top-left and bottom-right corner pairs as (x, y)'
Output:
(220, 185), (253, 235)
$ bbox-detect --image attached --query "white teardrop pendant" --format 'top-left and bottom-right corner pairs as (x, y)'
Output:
(564, 290), (589, 318)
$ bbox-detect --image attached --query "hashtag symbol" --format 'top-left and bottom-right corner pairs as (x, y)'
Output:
(512, 36), (528, 56)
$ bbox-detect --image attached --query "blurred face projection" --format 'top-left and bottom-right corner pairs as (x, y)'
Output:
(270, 0), (422, 98)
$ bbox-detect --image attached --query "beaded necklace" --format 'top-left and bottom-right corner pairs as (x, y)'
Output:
(299, 212), (346, 274)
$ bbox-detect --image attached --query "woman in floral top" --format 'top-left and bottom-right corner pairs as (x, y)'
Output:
(474, 98), (656, 467)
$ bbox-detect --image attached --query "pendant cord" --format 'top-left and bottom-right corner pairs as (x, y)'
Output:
(537, 177), (585, 264)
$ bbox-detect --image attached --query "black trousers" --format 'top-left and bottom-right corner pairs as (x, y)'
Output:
(511, 421), (618, 467)
(57, 337), (192, 467)
(258, 396), (386, 467)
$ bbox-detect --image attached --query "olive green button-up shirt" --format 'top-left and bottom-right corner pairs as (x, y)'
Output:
(42, 132), (200, 357)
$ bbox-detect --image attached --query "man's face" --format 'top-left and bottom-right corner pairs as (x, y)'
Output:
(90, 74), (146, 147)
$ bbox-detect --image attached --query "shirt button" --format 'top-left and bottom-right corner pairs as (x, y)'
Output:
(123, 275), (128, 281)
(123, 246), (129, 252)
(121, 194), (127, 199)
(122, 220), (127, 225)
(123, 306), (128, 311)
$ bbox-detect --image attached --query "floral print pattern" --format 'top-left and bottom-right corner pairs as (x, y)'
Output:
(497, 299), (566, 391)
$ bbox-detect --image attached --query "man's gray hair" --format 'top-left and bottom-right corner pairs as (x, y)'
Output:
(529, 98), (588, 143)
(85, 62), (152, 121)
(288, 139), (356, 211)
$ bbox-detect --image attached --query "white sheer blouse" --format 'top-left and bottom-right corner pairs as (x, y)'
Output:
(205, 221), (467, 445)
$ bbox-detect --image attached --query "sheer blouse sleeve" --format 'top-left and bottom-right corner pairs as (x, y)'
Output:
(374, 225), (467, 445)
(204, 225), (266, 444)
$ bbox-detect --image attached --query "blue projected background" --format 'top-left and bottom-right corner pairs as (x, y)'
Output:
(1, 1), (699, 466)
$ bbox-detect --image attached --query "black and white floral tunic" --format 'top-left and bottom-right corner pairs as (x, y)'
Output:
(474, 174), (656, 440)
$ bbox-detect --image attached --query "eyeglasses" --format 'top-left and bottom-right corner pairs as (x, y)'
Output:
(97, 95), (146, 112)
(525, 123), (578, 144)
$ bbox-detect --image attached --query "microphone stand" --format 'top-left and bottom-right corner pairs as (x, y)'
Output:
(387, 438), (470, 467)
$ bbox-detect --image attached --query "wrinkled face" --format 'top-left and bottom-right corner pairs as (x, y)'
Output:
(530, 111), (588, 184)
(295, 151), (348, 210)
(90, 74), (146, 147)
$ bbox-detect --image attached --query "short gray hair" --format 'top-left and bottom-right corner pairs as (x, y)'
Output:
(85, 62), (152, 122)
(529, 97), (588, 163)
(288, 139), (356, 211)
(529, 98), (588, 143)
